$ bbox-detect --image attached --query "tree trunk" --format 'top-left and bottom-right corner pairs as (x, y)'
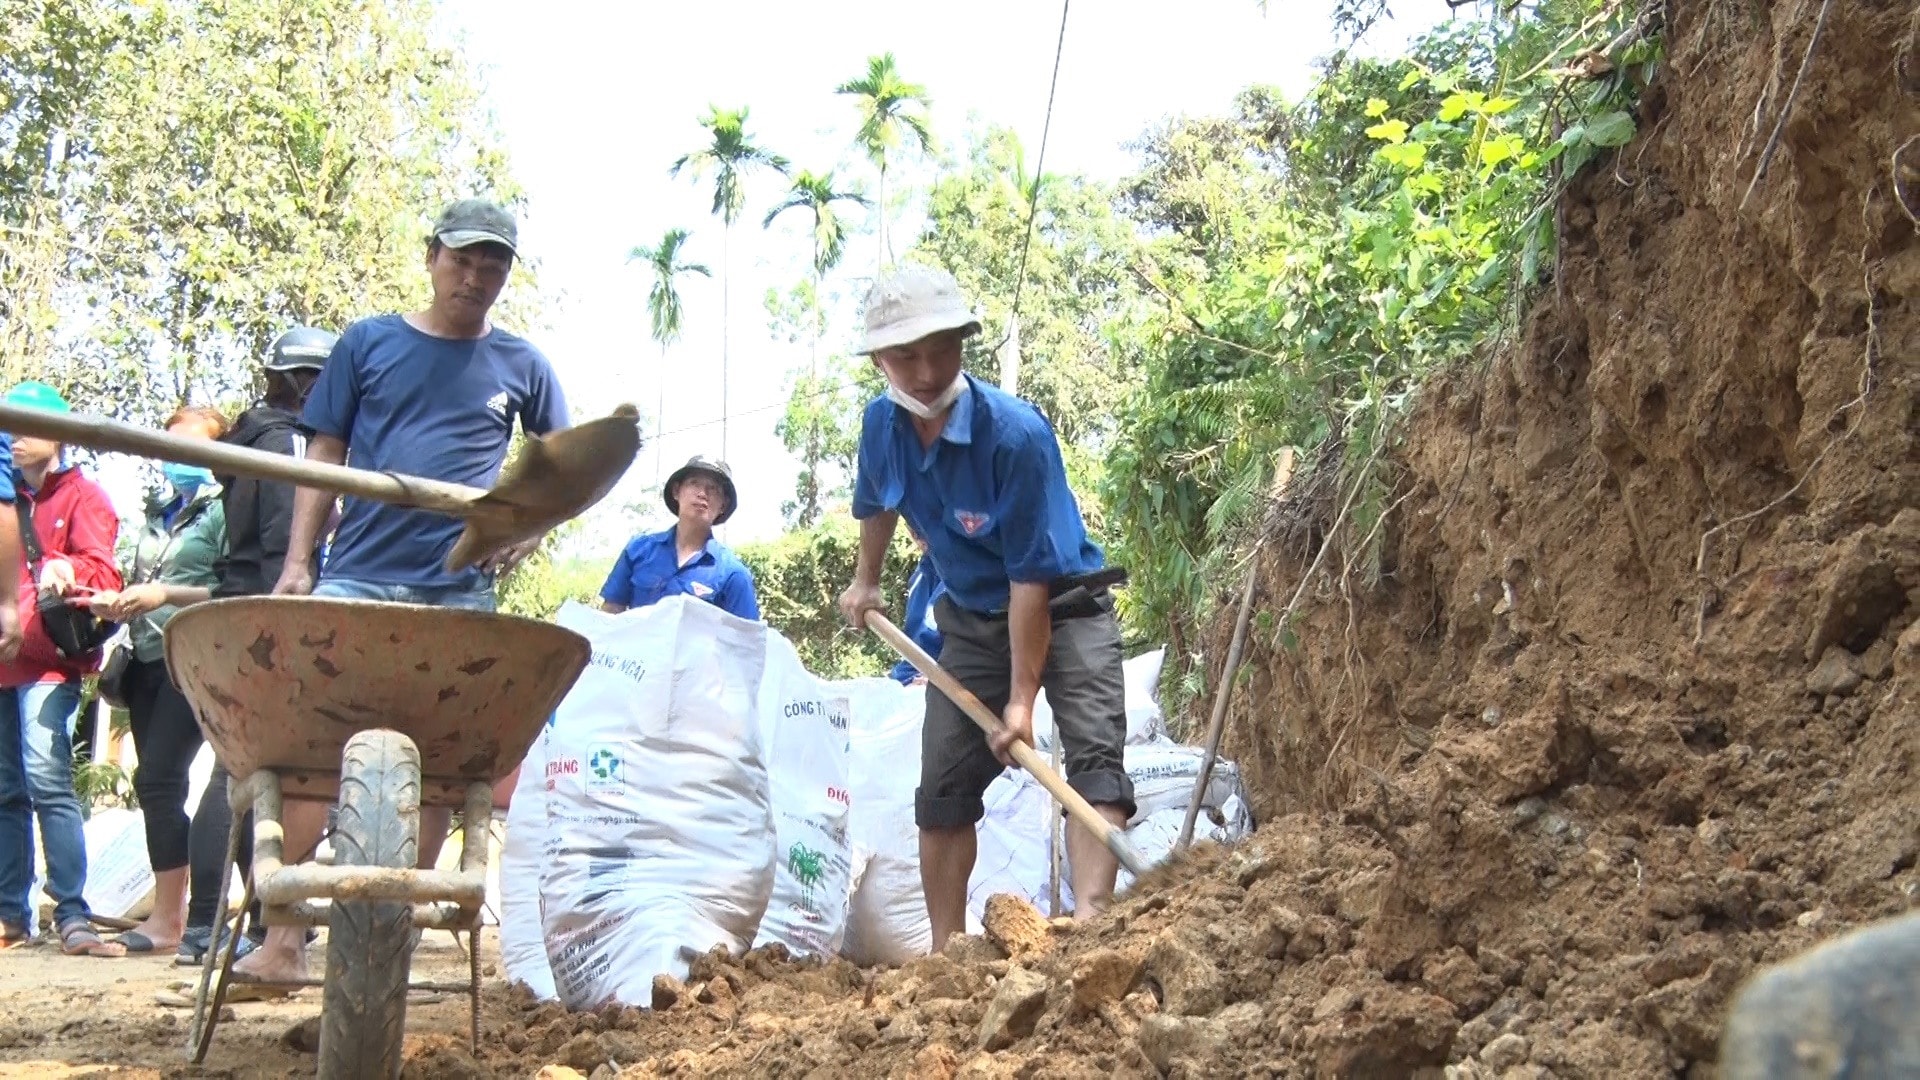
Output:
(877, 162), (888, 271)
(721, 222), (731, 461)
(655, 343), (667, 487)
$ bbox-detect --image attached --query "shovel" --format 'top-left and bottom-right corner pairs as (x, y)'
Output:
(0, 402), (641, 571)
(865, 611), (1148, 877)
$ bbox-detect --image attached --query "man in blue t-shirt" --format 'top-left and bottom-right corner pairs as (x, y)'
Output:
(241, 198), (568, 986)
(838, 266), (1134, 952)
(599, 456), (759, 621)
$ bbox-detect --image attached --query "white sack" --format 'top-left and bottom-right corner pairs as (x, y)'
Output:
(540, 597), (774, 1009)
(839, 677), (933, 965)
(500, 717), (557, 999)
(753, 635), (853, 957)
(966, 738), (1255, 924)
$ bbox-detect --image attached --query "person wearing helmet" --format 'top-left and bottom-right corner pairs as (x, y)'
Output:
(599, 456), (759, 621)
(242, 199), (568, 986)
(0, 381), (125, 958)
(837, 266), (1134, 952)
(172, 325), (337, 967)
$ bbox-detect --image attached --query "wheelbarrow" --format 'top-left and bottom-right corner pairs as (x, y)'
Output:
(164, 595), (591, 1079)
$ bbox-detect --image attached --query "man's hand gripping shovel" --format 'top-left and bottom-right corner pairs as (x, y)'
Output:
(0, 402), (642, 570)
(862, 610), (1149, 878)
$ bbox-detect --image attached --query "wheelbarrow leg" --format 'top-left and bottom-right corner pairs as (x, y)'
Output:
(191, 814), (250, 1064)
(470, 923), (483, 1054)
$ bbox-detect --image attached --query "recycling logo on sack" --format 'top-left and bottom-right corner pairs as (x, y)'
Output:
(586, 744), (623, 792)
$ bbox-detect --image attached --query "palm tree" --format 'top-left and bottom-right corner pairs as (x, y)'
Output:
(626, 228), (710, 487)
(764, 171), (869, 526)
(763, 170), (869, 284)
(835, 54), (934, 270)
(671, 105), (788, 458)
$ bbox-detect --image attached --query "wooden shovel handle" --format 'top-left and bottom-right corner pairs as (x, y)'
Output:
(0, 403), (485, 515)
(865, 611), (1148, 876)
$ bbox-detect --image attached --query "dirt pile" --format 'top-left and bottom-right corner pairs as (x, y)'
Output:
(410, 1), (1917, 1077)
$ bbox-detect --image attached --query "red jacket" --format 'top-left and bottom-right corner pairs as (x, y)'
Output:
(0, 466), (122, 686)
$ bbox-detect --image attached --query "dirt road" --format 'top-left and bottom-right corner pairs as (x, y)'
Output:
(0, 927), (489, 1078)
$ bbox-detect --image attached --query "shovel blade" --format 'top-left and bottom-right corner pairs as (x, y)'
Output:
(445, 405), (642, 570)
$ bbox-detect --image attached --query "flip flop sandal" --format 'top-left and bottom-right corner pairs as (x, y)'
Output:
(224, 969), (303, 1001)
(58, 920), (127, 958)
(114, 930), (170, 954)
(0, 923), (32, 950)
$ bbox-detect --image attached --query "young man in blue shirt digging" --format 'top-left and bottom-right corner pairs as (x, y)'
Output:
(838, 266), (1135, 952)
(237, 198), (569, 986)
(599, 455), (759, 620)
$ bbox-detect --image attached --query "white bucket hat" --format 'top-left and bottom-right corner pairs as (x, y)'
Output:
(856, 265), (983, 355)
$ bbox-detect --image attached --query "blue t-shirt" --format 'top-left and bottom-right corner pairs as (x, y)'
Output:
(851, 375), (1104, 614)
(0, 435), (14, 503)
(889, 553), (946, 683)
(599, 526), (760, 621)
(303, 314), (569, 589)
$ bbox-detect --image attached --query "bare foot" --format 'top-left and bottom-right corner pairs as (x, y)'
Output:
(230, 941), (308, 984)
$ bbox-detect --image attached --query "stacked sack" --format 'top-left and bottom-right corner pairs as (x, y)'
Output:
(538, 598), (775, 1009)
(752, 634), (854, 958)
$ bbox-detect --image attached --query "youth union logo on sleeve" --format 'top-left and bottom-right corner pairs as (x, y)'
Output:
(586, 744), (622, 790)
(689, 580), (714, 599)
(954, 510), (991, 536)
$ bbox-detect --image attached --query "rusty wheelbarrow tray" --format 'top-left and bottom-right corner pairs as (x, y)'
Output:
(163, 597), (591, 1076)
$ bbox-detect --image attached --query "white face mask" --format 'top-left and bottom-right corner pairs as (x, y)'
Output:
(887, 374), (968, 420)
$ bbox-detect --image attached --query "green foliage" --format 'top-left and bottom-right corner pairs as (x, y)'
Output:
(628, 228), (710, 349)
(1104, 0), (1660, 654)
(910, 126), (1145, 448)
(1, 0), (535, 423)
(73, 750), (133, 810)
(836, 52), (934, 268)
(671, 106), (789, 228)
(498, 545), (604, 622)
(3, 0), (537, 421)
(735, 515), (919, 679)
(763, 170), (868, 281)
(771, 348), (876, 528)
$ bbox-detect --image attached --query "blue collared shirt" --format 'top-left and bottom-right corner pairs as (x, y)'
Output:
(0, 435), (14, 503)
(599, 526), (760, 621)
(889, 554), (946, 683)
(852, 375), (1104, 614)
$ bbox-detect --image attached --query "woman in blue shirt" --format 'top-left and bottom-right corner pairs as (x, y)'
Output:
(599, 456), (759, 620)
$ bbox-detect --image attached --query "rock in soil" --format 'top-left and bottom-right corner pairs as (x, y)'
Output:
(982, 893), (1054, 960)
(976, 966), (1051, 1051)
(1070, 948), (1143, 1012)
(1137, 1013), (1227, 1072)
(1144, 931), (1222, 1016)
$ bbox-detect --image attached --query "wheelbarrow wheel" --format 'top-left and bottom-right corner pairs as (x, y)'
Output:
(319, 729), (421, 1080)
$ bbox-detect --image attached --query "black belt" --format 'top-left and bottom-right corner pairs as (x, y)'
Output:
(961, 567), (1129, 621)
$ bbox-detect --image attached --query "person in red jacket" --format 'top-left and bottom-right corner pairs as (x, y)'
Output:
(0, 382), (124, 958)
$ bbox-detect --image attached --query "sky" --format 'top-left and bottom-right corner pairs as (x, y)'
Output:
(85, 0), (1460, 554)
(423, 0), (1467, 557)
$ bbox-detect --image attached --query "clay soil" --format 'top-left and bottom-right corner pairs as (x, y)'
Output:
(2, 0), (1913, 1077)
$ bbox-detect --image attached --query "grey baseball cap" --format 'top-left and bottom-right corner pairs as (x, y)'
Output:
(432, 198), (518, 256)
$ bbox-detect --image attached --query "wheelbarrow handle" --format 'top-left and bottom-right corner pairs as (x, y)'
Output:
(0, 403), (487, 516)
(864, 611), (1147, 877)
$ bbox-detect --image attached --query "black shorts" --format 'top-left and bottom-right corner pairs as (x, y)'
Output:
(914, 592), (1136, 829)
